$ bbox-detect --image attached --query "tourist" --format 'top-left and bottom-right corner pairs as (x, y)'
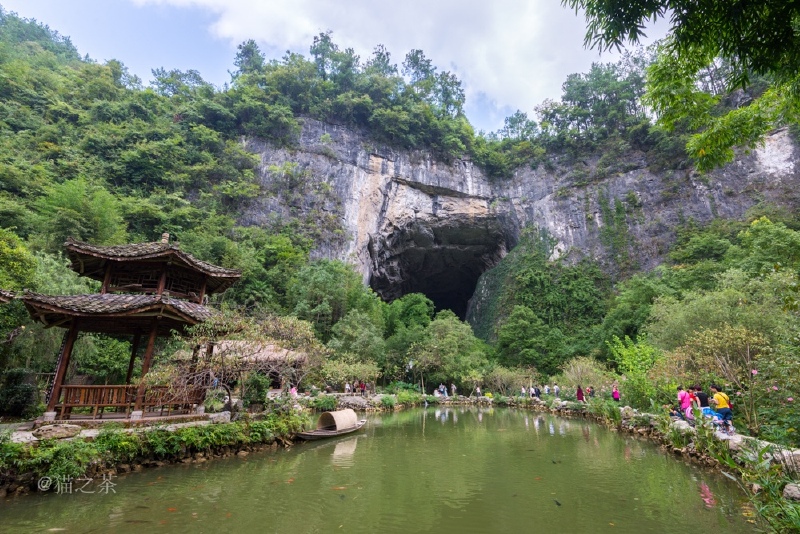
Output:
(576, 385), (585, 403)
(553, 383), (560, 398)
(677, 385), (693, 421)
(544, 384), (551, 395)
(360, 381), (366, 396)
(451, 383), (457, 397)
(534, 386), (541, 399)
(612, 385), (620, 402)
(345, 382), (351, 394)
(588, 386), (595, 398)
(710, 384), (734, 433)
(693, 385), (709, 408)
(521, 386), (527, 397)
(476, 385), (481, 397)
(529, 385), (535, 399)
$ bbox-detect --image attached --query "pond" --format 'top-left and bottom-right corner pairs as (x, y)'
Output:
(2, 408), (757, 533)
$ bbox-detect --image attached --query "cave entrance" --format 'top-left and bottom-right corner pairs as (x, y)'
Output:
(368, 218), (511, 320)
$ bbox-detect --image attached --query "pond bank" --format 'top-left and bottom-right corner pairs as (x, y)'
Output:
(0, 413), (301, 498)
(3, 393), (799, 511)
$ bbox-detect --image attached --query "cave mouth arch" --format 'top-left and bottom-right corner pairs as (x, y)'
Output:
(368, 217), (512, 320)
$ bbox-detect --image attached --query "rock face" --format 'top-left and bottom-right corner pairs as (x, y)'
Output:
(243, 119), (800, 318)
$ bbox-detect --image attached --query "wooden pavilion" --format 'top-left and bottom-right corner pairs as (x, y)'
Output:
(15, 233), (240, 421)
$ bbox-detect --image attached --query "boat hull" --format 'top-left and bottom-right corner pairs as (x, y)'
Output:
(296, 419), (367, 441)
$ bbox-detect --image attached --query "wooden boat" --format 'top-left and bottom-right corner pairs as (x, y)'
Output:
(296, 408), (367, 441)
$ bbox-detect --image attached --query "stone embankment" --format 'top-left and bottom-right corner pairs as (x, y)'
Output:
(0, 412), (288, 498)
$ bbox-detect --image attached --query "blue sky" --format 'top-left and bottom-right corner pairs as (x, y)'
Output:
(1, 0), (666, 132)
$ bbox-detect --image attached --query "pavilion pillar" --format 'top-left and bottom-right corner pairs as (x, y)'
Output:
(134, 318), (160, 412)
(197, 276), (207, 304)
(100, 262), (112, 294)
(45, 319), (80, 414)
(156, 265), (168, 296)
(125, 334), (141, 384)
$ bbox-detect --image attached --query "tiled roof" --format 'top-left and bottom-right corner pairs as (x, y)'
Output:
(65, 238), (241, 278)
(0, 289), (15, 303)
(21, 292), (213, 323)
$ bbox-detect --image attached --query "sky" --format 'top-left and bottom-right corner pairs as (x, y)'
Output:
(0, 0), (667, 132)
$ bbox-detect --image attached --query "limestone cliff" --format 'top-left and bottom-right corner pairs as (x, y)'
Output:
(241, 119), (800, 319)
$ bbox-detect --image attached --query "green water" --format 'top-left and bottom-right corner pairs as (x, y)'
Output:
(2, 408), (758, 533)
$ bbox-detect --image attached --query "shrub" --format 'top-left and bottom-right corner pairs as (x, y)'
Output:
(384, 381), (420, 394)
(241, 372), (271, 407)
(396, 391), (423, 406)
(380, 395), (396, 409)
(310, 395), (337, 411)
(494, 395), (511, 406)
(94, 425), (141, 462)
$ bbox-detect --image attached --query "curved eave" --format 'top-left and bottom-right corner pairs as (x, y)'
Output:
(20, 293), (213, 335)
(65, 238), (241, 293)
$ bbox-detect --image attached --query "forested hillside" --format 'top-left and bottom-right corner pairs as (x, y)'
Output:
(0, 7), (798, 452)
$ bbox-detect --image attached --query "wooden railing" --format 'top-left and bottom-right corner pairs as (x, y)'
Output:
(54, 385), (206, 419)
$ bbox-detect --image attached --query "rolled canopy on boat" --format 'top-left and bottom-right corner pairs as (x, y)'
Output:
(317, 409), (358, 430)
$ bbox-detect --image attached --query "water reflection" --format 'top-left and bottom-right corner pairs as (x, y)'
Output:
(331, 437), (358, 468)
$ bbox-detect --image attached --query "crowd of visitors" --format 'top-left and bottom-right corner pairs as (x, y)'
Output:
(672, 384), (734, 434)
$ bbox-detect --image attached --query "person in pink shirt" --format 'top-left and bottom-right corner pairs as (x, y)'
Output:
(677, 385), (694, 420)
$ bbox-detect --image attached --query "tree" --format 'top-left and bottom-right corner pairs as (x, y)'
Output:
(484, 365), (530, 396)
(0, 228), (36, 291)
(735, 217), (800, 276)
(0, 229), (36, 361)
(288, 260), (382, 342)
(233, 39), (265, 79)
(607, 336), (663, 408)
(364, 44), (397, 77)
(328, 310), (385, 364)
(563, 0), (800, 170)
(564, 0), (800, 87)
(402, 49), (436, 98)
(150, 67), (211, 98)
(496, 305), (562, 374)
(384, 293), (434, 336)
(500, 110), (538, 141)
(407, 310), (489, 390)
(34, 178), (127, 251)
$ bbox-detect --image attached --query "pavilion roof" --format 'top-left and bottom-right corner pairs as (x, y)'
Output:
(0, 288), (14, 303)
(20, 291), (214, 335)
(65, 238), (241, 294)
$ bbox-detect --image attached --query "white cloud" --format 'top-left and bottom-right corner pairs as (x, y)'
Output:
(135, 0), (666, 131)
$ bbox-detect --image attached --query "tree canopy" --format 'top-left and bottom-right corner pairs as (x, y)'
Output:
(564, 0), (800, 171)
